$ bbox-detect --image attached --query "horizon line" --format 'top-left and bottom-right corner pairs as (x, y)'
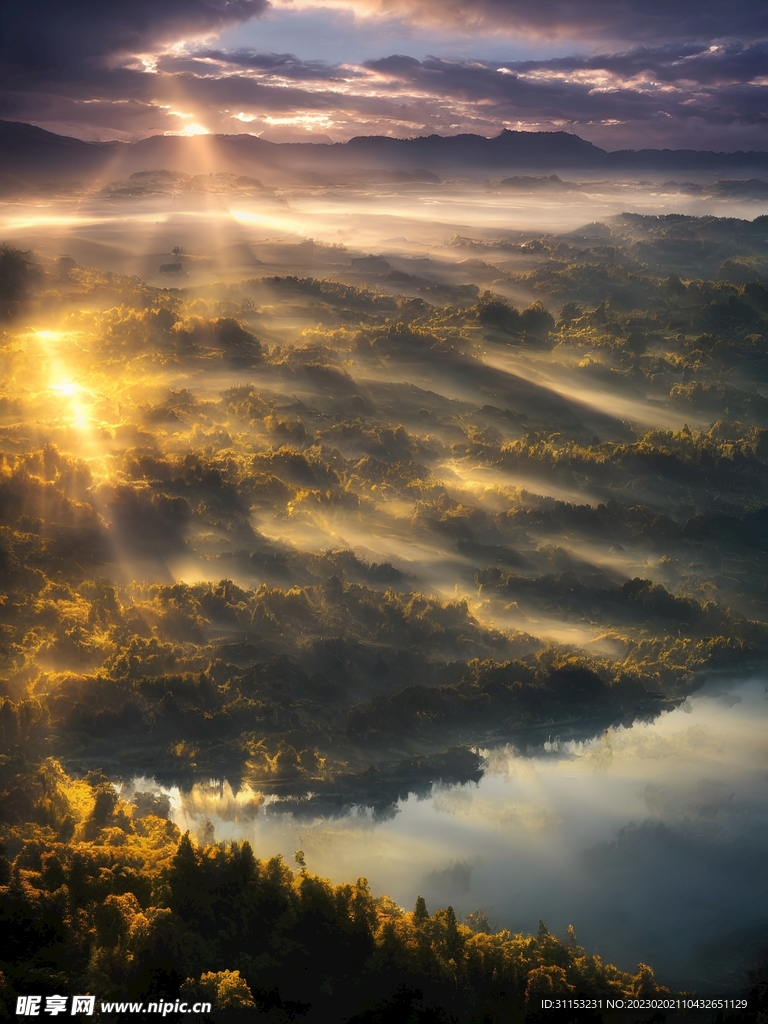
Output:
(3, 119), (768, 158)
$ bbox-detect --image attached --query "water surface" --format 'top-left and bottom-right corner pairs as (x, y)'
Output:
(161, 675), (768, 992)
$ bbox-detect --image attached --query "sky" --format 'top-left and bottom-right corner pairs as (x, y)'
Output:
(0, 0), (767, 149)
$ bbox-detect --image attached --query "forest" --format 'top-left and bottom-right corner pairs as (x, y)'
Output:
(2, 206), (768, 1020)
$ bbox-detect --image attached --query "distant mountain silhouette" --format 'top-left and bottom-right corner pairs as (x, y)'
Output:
(344, 129), (607, 168)
(2, 120), (768, 191)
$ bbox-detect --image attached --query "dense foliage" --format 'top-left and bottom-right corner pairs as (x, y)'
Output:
(2, 210), (768, 1017)
(0, 759), (670, 1022)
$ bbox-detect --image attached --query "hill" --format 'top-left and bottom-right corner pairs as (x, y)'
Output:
(2, 120), (768, 190)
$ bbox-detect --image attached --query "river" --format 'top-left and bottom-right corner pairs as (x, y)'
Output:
(152, 675), (768, 992)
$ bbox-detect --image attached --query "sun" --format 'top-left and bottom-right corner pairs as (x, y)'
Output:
(49, 380), (83, 398)
(165, 123), (211, 137)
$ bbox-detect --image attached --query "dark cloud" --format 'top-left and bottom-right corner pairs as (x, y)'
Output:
(0, 0), (267, 69)
(1, 24), (767, 147)
(181, 49), (363, 82)
(362, 45), (768, 134)
(344, 0), (768, 43)
(502, 41), (768, 88)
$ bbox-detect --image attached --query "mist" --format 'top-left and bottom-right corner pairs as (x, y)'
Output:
(2, 152), (768, 1013)
(161, 675), (768, 993)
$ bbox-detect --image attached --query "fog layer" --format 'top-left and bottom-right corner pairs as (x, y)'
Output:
(2, 173), (768, 1005)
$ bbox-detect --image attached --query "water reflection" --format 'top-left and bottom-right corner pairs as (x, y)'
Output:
(158, 676), (767, 992)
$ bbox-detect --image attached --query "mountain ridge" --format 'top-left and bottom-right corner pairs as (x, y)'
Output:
(2, 119), (768, 189)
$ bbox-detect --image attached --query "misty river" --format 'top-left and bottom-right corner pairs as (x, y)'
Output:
(143, 675), (768, 993)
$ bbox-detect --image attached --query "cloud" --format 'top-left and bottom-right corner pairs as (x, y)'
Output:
(274, 0), (768, 44)
(1, 24), (768, 148)
(179, 49), (363, 82)
(0, 0), (268, 69)
(360, 45), (768, 134)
